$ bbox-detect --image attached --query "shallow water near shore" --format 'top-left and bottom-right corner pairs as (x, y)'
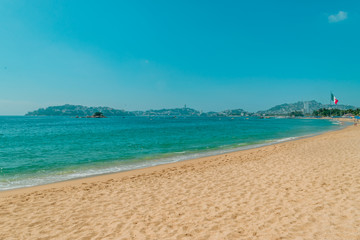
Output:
(0, 116), (343, 190)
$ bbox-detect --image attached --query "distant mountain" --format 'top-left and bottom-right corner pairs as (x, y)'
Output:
(257, 100), (357, 115)
(26, 104), (134, 116)
(26, 105), (252, 117)
(134, 108), (251, 117)
(25, 101), (357, 117)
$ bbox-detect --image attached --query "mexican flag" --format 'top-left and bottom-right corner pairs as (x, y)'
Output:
(331, 93), (339, 105)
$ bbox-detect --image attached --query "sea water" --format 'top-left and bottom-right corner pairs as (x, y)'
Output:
(0, 116), (343, 190)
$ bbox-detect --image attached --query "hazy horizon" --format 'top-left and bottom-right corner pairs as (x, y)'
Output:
(2, 99), (355, 116)
(1, 1), (359, 115)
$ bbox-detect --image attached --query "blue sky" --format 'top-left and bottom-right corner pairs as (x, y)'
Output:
(0, 0), (359, 115)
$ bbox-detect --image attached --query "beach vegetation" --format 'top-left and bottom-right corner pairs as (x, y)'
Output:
(313, 108), (360, 117)
(289, 111), (304, 117)
(93, 112), (104, 117)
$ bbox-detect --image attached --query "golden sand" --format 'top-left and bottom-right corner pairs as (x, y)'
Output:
(1, 124), (360, 239)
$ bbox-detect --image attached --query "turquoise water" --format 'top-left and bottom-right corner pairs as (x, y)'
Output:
(0, 116), (343, 190)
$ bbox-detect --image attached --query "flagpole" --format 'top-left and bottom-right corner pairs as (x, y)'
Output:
(330, 91), (334, 117)
(330, 91), (332, 117)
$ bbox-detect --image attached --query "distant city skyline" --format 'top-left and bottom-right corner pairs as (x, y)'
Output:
(1, 1), (359, 115)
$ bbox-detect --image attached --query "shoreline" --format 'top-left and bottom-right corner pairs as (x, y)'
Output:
(1, 122), (359, 239)
(0, 119), (348, 194)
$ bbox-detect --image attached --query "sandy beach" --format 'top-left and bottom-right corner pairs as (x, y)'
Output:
(1, 124), (360, 239)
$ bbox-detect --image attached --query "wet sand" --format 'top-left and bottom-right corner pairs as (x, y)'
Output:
(1, 124), (360, 239)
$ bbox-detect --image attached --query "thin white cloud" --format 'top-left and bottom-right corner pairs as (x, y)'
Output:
(328, 11), (348, 23)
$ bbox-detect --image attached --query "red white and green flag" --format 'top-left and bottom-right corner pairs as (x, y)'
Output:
(331, 93), (339, 105)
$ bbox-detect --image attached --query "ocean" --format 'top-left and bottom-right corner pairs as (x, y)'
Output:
(0, 116), (343, 190)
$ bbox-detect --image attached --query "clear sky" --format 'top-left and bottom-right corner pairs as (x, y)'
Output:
(0, 0), (359, 115)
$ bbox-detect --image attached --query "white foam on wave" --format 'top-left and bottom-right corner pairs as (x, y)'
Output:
(273, 137), (297, 143)
(0, 136), (302, 191)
